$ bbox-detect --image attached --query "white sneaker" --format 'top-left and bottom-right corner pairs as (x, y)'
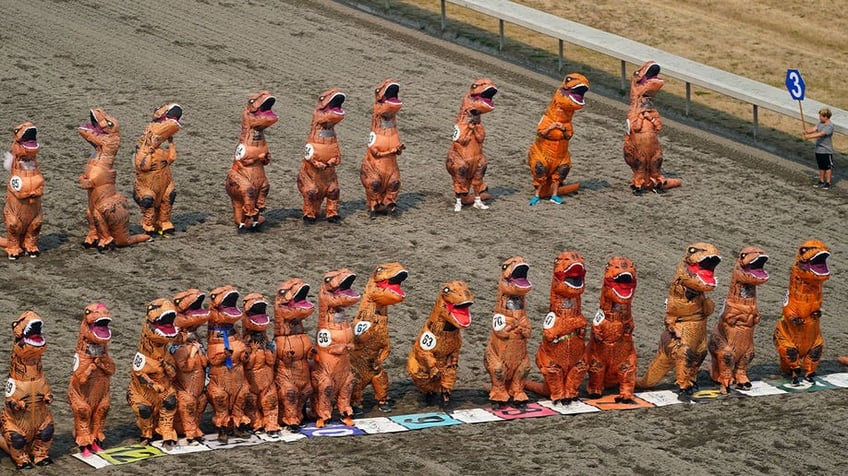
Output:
(454, 200), (462, 212)
(472, 197), (489, 210)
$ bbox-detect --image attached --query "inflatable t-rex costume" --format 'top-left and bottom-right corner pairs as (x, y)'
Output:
(68, 303), (115, 457)
(205, 285), (250, 442)
(708, 247), (769, 393)
(637, 243), (720, 394)
(526, 251), (589, 403)
(313, 269), (361, 427)
(133, 103), (182, 234)
(297, 89), (346, 223)
(1, 122), (44, 259)
(527, 73), (589, 205)
(361, 79), (406, 217)
(623, 61), (681, 194)
(241, 293), (281, 434)
(774, 240), (831, 384)
(446, 79), (498, 212)
(406, 281), (474, 407)
(225, 91), (278, 230)
(350, 262), (408, 412)
(273, 278), (315, 430)
(170, 289), (209, 444)
(0, 311), (53, 469)
(79, 108), (150, 249)
(586, 257), (638, 402)
(485, 257), (533, 406)
(126, 299), (179, 447)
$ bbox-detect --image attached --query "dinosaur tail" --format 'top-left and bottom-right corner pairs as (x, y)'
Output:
(635, 352), (674, 389)
(523, 379), (550, 397)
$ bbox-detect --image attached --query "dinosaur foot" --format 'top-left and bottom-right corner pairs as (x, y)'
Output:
(327, 215), (341, 224)
(138, 436), (152, 446)
(424, 392), (440, 406)
(16, 460), (34, 470)
(188, 437), (204, 445)
(161, 440), (176, 451)
(26, 249), (39, 258)
(512, 399), (528, 410)
(81, 447), (93, 458)
(489, 400), (508, 410)
(352, 405), (365, 416)
(377, 399), (395, 413)
(805, 373), (817, 383)
(614, 396), (635, 404)
(341, 415), (354, 426)
(35, 457), (54, 466)
(303, 216), (317, 225)
(315, 418), (327, 429)
(83, 239), (98, 249)
(735, 382), (752, 391)
(216, 429), (228, 443)
(586, 393), (602, 400)
(287, 424), (302, 433)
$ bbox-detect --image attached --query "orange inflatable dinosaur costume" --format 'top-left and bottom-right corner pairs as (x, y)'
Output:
(79, 108), (151, 249)
(241, 293), (281, 434)
(774, 240), (830, 384)
(446, 79), (498, 212)
(527, 73), (589, 205)
(526, 251), (589, 403)
(1, 122), (44, 259)
(708, 247), (769, 393)
(297, 89), (346, 223)
(623, 61), (681, 194)
(485, 257), (533, 406)
(68, 303), (115, 457)
(205, 285), (250, 442)
(406, 281), (474, 407)
(637, 243), (720, 395)
(350, 262), (408, 413)
(133, 103), (182, 234)
(126, 299), (179, 448)
(170, 289), (210, 444)
(0, 311), (54, 469)
(225, 91), (278, 230)
(361, 79), (406, 217)
(586, 257), (638, 402)
(313, 269), (361, 427)
(273, 278), (315, 431)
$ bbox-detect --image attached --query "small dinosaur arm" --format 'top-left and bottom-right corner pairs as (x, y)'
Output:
(586, 257), (638, 402)
(445, 79), (497, 209)
(0, 311), (54, 469)
(241, 293), (281, 433)
(133, 103), (182, 234)
(78, 108), (150, 249)
(637, 243), (720, 393)
(1, 122), (44, 259)
(225, 91), (278, 230)
(68, 303), (115, 457)
(313, 269), (361, 427)
(171, 289), (210, 443)
(350, 262), (408, 411)
(406, 281), (473, 406)
(708, 247), (769, 393)
(527, 73), (589, 203)
(485, 257), (533, 404)
(273, 278), (315, 429)
(126, 299), (179, 445)
(774, 240), (831, 383)
(360, 79), (405, 216)
(623, 61), (681, 193)
(526, 251), (589, 403)
(297, 89), (346, 222)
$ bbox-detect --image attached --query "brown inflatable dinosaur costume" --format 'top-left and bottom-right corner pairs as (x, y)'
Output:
(79, 108), (151, 249)
(313, 269), (361, 427)
(205, 285), (250, 442)
(361, 79), (406, 217)
(774, 240), (830, 384)
(446, 79), (497, 212)
(0, 311), (54, 469)
(637, 243), (720, 395)
(170, 289), (210, 444)
(708, 247), (769, 393)
(68, 303), (115, 457)
(241, 293), (281, 434)
(527, 73), (589, 205)
(623, 61), (681, 194)
(350, 262), (408, 413)
(297, 89), (346, 223)
(406, 281), (473, 407)
(586, 257), (638, 402)
(273, 278), (315, 431)
(133, 103), (182, 234)
(225, 91), (278, 231)
(526, 251), (588, 403)
(485, 257), (533, 406)
(1, 122), (44, 259)
(126, 299), (179, 448)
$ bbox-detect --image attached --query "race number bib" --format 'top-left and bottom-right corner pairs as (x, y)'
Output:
(316, 329), (332, 348)
(73, 353), (80, 372)
(419, 331), (437, 351)
(492, 313), (506, 331)
(5, 378), (15, 398)
(354, 321), (372, 336)
(303, 143), (315, 160)
(593, 309), (606, 326)
(367, 131), (376, 147)
(234, 143), (246, 160)
(782, 290), (789, 307)
(451, 125), (460, 142)
(132, 352), (146, 372)
(542, 312), (556, 330)
(9, 175), (22, 192)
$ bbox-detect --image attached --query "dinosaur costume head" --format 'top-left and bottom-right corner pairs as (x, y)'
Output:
(556, 73), (590, 109)
(79, 109), (120, 153)
(794, 240), (831, 283)
(142, 298), (178, 344)
(319, 268), (361, 311)
(679, 242), (721, 292)
(373, 79), (403, 117)
(79, 303), (113, 346)
(602, 256), (637, 305)
(551, 251), (586, 299)
(274, 278), (315, 328)
(499, 256), (532, 297)
(461, 79), (498, 117)
(12, 310), (47, 359)
(437, 280), (474, 328)
(313, 89), (346, 127)
(242, 292), (271, 333)
(630, 61), (663, 102)
(733, 247), (770, 286)
(147, 102), (183, 140)
(8, 122), (40, 166)
(242, 90), (278, 130)
(364, 262), (408, 306)
(208, 285), (242, 326)
(173, 289), (209, 331)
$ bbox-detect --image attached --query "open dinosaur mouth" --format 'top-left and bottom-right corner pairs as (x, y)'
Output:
(19, 127), (39, 150)
(555, 262), (585, 289)
(23, 320), (45, 347)
(382, 83), (402, 104)
(800, 251), (831, 276)
(166, 104), (183, 121)
(152, 310), (178, 338)
(247, 300), (270, 326)
(90, 317), (113, 340)
(377, 270), (408, 297)
(566, 85), (588, 105)
(184, 294), (209, 317)
(607, 272), (636, 299)
(326, 93), (346, 115)
(507, 264), (531, 289)
(334, 274), (360, 299)
(80, 110), (104, 133)
(447, 301), (472, 328)
(258, 96), (278, 118)
(476, 87), (497, 108)
(689, 255), (720, 286)
(287, 284), (314, 310)
(219, 291), (242, 318)
(742, 255), (769, 280)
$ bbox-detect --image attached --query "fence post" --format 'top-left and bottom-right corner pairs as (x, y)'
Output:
(558, 39), (564, 71)
(440, 0), (446, 31)
(499, 19), (504, 51)
(620, 60), (627, 93)
(685, 82), (691, 116)
(753, 105), (759, 140)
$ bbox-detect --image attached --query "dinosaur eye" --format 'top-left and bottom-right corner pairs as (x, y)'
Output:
(319, 96), (325, 101)
(800, 247), (809, 254)
(249, 99), (255, 104)
(565, 76), (573, 82)
(376, 267), (383, 273)
(106, 121), (114, 127)
(443, 287), (450, 294)
(740, 253), (747, 259)
(502, 264), (508, 270)
(325, 277), (332, 283)
(174, 298), (182, 304)
(688, 247), (697, 254)
(85, 309), (92, 315)
(147, 304), (155, 311)
(13, 128), (19, 134)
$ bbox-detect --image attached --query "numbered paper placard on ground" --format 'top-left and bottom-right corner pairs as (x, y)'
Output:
(72, 452), (113, 469)
(819, 372), (848, 388)
(389, 411), (463, 430)
(487, 402), (560, 420)
(95, 444), (166, 466)
(353, 416), (410, 434)
(735, 380), (788, 397)
(450, 407), (505, 424)
(151, 439), (212, 455)
(583, 394), (654, 411)
(300, 422), (366, 438)
(636, 390), (688, 407)
(537, 399), (602, 415)
(202, 432), (265, 450)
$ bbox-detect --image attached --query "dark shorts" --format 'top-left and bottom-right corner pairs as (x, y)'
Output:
(816, 153), (833, 171)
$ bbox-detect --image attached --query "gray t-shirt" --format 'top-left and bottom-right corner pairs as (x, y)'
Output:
(815, 121), (834, 154)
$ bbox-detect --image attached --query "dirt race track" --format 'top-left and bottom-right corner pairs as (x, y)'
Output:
(2, 1), (848, 474)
